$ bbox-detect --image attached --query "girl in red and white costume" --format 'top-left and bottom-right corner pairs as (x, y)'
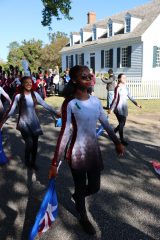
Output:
(49, 65), (124, 235)
(109, 73), (141, 145)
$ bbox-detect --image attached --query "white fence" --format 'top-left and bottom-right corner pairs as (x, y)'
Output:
(94, 78), (160, 99)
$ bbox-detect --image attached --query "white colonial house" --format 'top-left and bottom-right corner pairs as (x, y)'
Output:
(60, 0), (160, 83)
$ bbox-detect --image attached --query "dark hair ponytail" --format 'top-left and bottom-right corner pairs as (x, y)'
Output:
(118, 73), (124, 83)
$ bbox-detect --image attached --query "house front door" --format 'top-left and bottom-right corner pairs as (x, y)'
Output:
(90, 53), (95, 73)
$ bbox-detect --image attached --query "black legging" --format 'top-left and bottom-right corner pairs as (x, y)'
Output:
(70, 167), (100, 217)
(21, 133), (39, 165)
(114, 113), (126, 141)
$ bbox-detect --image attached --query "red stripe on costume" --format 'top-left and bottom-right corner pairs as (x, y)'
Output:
(52, 98), (73, 166)
(65, 113), (77, 162)
(114, 93), (120, 112)
(110, 85), (118, 109)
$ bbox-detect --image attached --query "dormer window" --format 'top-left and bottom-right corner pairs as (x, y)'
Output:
(80, 30), (83, 43)
(125, 17), (131, 33)
(108, 20), (113, 37)
(70, 35), (73, 46)
(93, 27), (96, 40)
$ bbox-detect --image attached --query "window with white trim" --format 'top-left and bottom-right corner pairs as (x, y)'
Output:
(81, 31), (83, 43)
(105, 50), (110, 68)
(108, 22), (112, 37)
(68, 56), (72, 68)
(125, 17), (131, 32)
(78, 54), (82, 65)
(156, 47), (160, 67)
(121, 47), (128, 67)
(93, 28), (96, 40)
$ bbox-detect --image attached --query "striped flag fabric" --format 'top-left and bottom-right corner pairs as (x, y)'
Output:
(0, 130), (8, 165)
(151, 161), (160, 175)
(29, 178), (58, 240)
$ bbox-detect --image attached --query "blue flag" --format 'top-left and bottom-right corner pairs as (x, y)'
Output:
(0, 130), (8, 165)
(29, 178), (58, 240)
(55, 118), (62, 127)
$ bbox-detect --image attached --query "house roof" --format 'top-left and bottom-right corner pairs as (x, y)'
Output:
(61, 0), (160, 53)
(71, 32), (80, 35)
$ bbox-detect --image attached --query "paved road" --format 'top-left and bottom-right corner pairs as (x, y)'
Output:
(0, 109), (160, 240)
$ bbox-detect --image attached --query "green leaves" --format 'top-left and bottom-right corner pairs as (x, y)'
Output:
(7, 32), (69, 71)
(41, 0), (72, 27)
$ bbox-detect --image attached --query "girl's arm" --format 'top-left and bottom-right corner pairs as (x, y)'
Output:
(0, 94), (19, 128)
(127, 88), (142, 108)
(98, 101), (124, 155)
(49, 99), (72, 178)
(0, 87), (12, 104)
(34, 91), (59, 117)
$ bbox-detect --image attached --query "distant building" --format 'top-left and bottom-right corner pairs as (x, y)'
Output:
(60, 0), (160, 81)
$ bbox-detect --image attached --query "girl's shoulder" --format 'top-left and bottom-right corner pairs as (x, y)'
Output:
(90, 95), (101, 104)
(11, 93), (21, 102)
(33, 91), (38, 96)
(14, 93), (21, 98)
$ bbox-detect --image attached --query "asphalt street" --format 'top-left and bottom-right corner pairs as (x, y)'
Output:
(0, 109), (160, 240)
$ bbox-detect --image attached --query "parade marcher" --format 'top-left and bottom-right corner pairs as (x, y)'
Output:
(53, 66), (60, 95)
(101, 68), (116, 109)
(0, 87), (11, 121)
(21, 57), (30, 76)
(63, 68), (70, 85)
(0, 76), (60, 170)
(109, 73), (142, 146)
(49, 65), (124, 235)
(36, 74), (47, 100)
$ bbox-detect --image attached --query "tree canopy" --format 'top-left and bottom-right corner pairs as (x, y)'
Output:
(41, 0), (72, 27)
(7, 32), (69, 72)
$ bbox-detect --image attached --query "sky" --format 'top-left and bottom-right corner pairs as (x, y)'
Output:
(0, 0), (151, 61)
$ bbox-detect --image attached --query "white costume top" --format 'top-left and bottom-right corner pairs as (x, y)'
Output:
(7, 91), (57, 136)
(110, 85), (137, 116)
(52, 96), (119, 171)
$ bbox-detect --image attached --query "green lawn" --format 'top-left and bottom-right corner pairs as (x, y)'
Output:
(46, 96), (160, 114)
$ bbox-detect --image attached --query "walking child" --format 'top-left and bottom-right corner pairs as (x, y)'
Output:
(109, 73), (142, 146)
(49, 65), (124, 235)
(0, 76), (59, 170)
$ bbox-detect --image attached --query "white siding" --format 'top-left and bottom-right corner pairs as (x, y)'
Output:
(113, 22), (123, 35)
(96, 28), (106, 39)
(131, 17), (141, 31)
(115, 42), (143, 78)
(142, 13), (160, 81)
(61, 41), (143, 78)
(70, 34), (81, 46)
(61, 54), (66, 71)
(81, 31), (92, 42)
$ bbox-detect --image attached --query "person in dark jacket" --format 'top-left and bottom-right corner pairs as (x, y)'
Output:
(101, 68), (116, 109)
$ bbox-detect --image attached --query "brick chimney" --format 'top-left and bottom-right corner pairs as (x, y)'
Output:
(87, 12), (96, 24)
